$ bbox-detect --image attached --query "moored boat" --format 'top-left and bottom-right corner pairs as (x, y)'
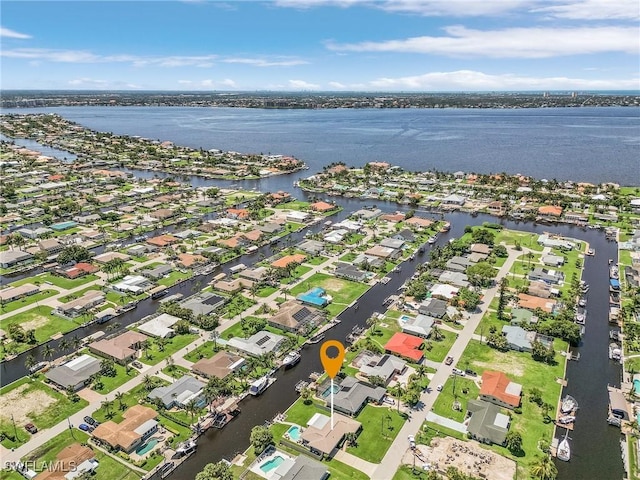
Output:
(561, 395), (578, 414)
(175, 439), (197, 456)
(557, 431), (571, 462)
(249, 376), (270, 396)
(558, 415), (576, 425)
(609, 342), (622, 362)
(282, 350), (301, 368)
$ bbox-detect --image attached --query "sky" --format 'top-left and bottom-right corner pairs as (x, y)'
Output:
(1, 0), (639, 92)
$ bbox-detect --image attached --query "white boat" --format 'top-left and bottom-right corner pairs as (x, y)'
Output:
(557, 432), (571, 462)
(29, 361), (48, 373)
(558, 415), (576, 425)
(427, 236), (437, 244)
(175, 439), (197, 456)
(609, 343), (622, 362)
(249, 376), (270, 396)
(282, 350), (301, 368)
(561, 395), (578, 414)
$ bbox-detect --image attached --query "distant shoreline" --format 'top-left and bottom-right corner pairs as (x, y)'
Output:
(2, 91), (639, 110)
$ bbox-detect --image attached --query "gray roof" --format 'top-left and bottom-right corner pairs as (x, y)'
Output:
(227, 330), (285, 357)
(359, 353), (406, 382)
(332, 376), (386, 415)
(438, 270), (470, 288)
(142, 264), (173, 279)
(278, 455), (329, 480)
(380, 237), (405, 250)
(298, 240), (324, 255)
(402, 314), (436, 338)
(148, 375), (204, 408)
(418, 297), (448, 318)
(334, 262), (368, 281)
(0, 249), (33, 264)
(467, 399), (509, 445)
(45, 354), (101, 388)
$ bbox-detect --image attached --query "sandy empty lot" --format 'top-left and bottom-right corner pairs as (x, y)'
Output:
(0, 384), (57, 425)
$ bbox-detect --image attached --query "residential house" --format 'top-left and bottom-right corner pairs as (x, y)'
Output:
(273, 455), (329, 480)
(486, 201), (507, 217)
(501, 325), (553, 352)
(57, 262), (98, 279)
(328, 376), (386, 417)
(227, 331), (285, 357)
(258, 222), (283, 234)
(479, 371), (522, 409)
(92, 405), (158, 453)
(429, 283), (459, 300)
(226, 208), (250, 220)
(541, 254), (565, 267)
(296, 287), (331, 308)
(89, 331), (149, 365)
(138, 313), (181, 338)
(445, 256), (473, 272)
(442, 194), (466, 206)
(528, 267), (564, 285)
(177, 253), (207, 268)
(56, 291), (105, 318)
(45, 354), (102, 391)
(112, 275), (153, 294)
(509, 308), (537, 326)
(268, 300), (325, 334)
(149, 209), (175, 221)
(380, 238), (405, 251)
(0, 250), (33, 269)
(538, 205), (563, 219)
(298, 240), (325, 256)
(351, 208), (382, 220)
(0, 283), (39, 303)
(393, 229), (416, 243)
(39, 238), (65, 255)
(401, 314), (436, 338)
(94, 252), (130, 264)
(310, 201), (335, 213)
(438, 270), (470, 288)
(527, 281), (553, 299)
(333, 262), (368, 282)
(404, 217), (434, 230)
(147, 234), (179, 248)
(286, 211), (310, 223)
(356, 352), (407, 385)
(384, 332), (424, 362)
(418, 297), (448, 318)
(191, 351), (245, 380)
(34, 443), (98, 480)
(466, 399), (510, 446)
(141, 264), (173, 280)
(470, 243), (492, 256)
(271, 254), (306, 269)
(239, 266), (268, 282)
(352, 253), (384, 270)
(537, 234), (574, 250)
(17, 227), (52, 239)
(364, 245), (399, 260)
(300, 412), (361, 457)
(148, 375), (205, 409)
(180, 293), (226, 316)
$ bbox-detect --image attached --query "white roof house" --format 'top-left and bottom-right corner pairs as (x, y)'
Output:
(227, 331), (285, 357)
(138, 313), (181, 338)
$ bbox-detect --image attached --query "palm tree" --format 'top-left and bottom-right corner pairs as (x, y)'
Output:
(142, 374), (154, 391)
(114, 391), (125, 411)
(431, 324), (444, 341)
(42, 344), (56, 362)
(24, 354), (36, 373)
(70, 335), (82, 352)
(156, 337), (167, 352)
(529, 454), (558, 480)
(389, 384), (407, 412)
(101, 399), (114, 419)
(185, 398), (200, 423)
(58, 338), (70, 353)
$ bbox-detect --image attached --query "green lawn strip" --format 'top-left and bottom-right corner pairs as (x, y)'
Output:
(162, 364), (190, 379)
(474, 310), (508, 337)
(257, 286), (278, 297)
(323, 457), (370, 480)
(392, 465), (438, 480)
(509, 254), (542, 276)
(156, 270), (192, 287)
(275, 201), (309, 210)
(423, 330), (457, 363)
(289, 273), (370, 306)
(0, 378), (88, 448)
(432, 376), (480, 423)
(0, 290), (58, 314)
(59, 286), (103, 303)
(0, 469), (25, 480)
(89, 358), (139, 394)
(1, 306), (81, 344)
(92, 379), (169, 424)
(183, 341), (218, 362)
(625, 357), (640, 373)
(494, 230), (543, 252)
(620, 250), (633, 267)
(38, 273), (100, 290)
(139, 334), (198, 366)
(221, 295), (256, 319)
(283, 398), (323, 426)
(305, 256), (328, 266)
(418, 420), (466, 444)
(346, 406), (406, 463)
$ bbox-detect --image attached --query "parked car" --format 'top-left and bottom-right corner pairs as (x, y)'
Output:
(445, 356), (454, 366)
(83, 416), (98, 426)
(132, 361), (143, 369)
(436, 384), (443, 392)
(408, 435), (416, 449)
(78, 423), (91, 432)
(24, 423), (38, 434)
(465, 369), (477, 377)
(452, 368), (466, 376)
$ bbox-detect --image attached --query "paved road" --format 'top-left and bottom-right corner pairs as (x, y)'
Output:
(371, 246), (522, 479)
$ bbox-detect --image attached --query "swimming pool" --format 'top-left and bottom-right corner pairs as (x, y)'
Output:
(400, 315), (412, 323)
(321, 384), (341, 398)
(135, 437), (159, 455)
(286, 425), (302, 441)
(260, 455), (285, 473)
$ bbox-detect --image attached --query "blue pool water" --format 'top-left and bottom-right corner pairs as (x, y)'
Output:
(286, 425), (302, 441)
(321, 384), (340, 398)
(400, 315), (412, 323)
(135, 437), (159, 455)
(260, 455), (285, 473)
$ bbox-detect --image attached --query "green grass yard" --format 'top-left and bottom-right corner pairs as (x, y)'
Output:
(0, 290), (58, 314)
(138, 334), (198, 366)
(346, 405), (406, 463)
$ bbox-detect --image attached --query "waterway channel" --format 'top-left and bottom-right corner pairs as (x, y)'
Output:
(0, 148), (624, 478)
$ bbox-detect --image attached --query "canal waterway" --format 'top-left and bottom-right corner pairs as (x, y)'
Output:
(0, 143), (625, 479)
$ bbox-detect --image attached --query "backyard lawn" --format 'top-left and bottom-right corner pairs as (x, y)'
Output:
(423, 330), (458, 363)
(36, 273), (100, 290)
(138, 334), (199, 366)
(0, 377), (88, 449)
(0, 289), (58, 314)
(1, 306), (80, 346)
(156, 270), (192, 287)
(221, 295), (256, 319)
(289, 273), (369, 312)
(88, 356), (139, 394)
(184, 341), (219, 362)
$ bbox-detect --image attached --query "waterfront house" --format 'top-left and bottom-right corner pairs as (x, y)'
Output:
(509, 308), (536, 326)
(268, 300), (325, 334)
(35, 443), (98, 480)
(227, 330), (285, 357)
(271, 253), (306, 269)
(112, 275), (153, 294)
(528, 267), (564, 285)
(501, 325), (553, 352)
(401, 314), (436, 338)
(537, 205), (563, 219)
(94, 252), (130, 264)
(296, 287), (331, 308)
(0, 249), (33, 269)
(442, 194), (466, 206)
(326, 376), (386, 416)
(310, 201), (335, 213)
(404, 216), (434, 230)
(392, 228), (416, 243)
(466, 400), (510, 446)
(418, 297), (448, 318)
(479, 371), (522, 409)
(355, 352), (407, 385)
(299, 240), (325, 256)
(438, 270), (470, 288)
(38, 238), (65, 255)
(541, 254), (565, 267)
(92, 405), (158, 453)
(0, 283), (39, 303)
(45, 354), (101, 391)
(56, 291), (105, 317)
(138, 313), (181, 338)
(192, 351), (245, 380)
(148, 375), (205, 409)
(180, 293), (226, 316)
(177, 253), (207, 268)
(89, 330), (149, 365)
(518, 293), (557, 314)
(352, 253), (384, 269)
(300, 412), (361, 457)
(333, 262), (368, 282)
(286, 210), (311, 223)
(57, 262), (99, 279)
(147, 234), (179, 248)
(141, 264), (173, 280)
(364, 245), (399, 260)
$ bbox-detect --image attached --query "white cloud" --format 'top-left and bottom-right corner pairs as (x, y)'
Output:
(288, 79), (321, 89)
(0, 27), (32, 39)
(219, 78), (237, 87)
(531, 0), (640, 20)
(177, 78), (237, 89)
(68, 78), (109, 87)
(367, 69), (640, 90)
(328, 81), (347, 89)
(222, 57), (309, 67)
(327, 25), (638, 58)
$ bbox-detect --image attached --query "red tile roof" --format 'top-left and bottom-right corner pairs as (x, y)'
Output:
(310, 201), (335, 212)
(480, 371), (521, 408)
(384, 332), (424, 362)
(271, 254), (306, 269)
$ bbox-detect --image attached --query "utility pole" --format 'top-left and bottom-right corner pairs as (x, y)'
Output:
(67, 417), (76, 440)
(10, 414), (18, 442)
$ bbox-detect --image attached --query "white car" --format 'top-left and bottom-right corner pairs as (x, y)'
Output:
(408, 435), (416, 449)
(436, 384), (443, 392)
(452, 368), (466, 376)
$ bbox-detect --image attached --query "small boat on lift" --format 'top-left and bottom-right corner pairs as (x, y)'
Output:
(561, 395), (578, 414)
(557, 430), (571, 462)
